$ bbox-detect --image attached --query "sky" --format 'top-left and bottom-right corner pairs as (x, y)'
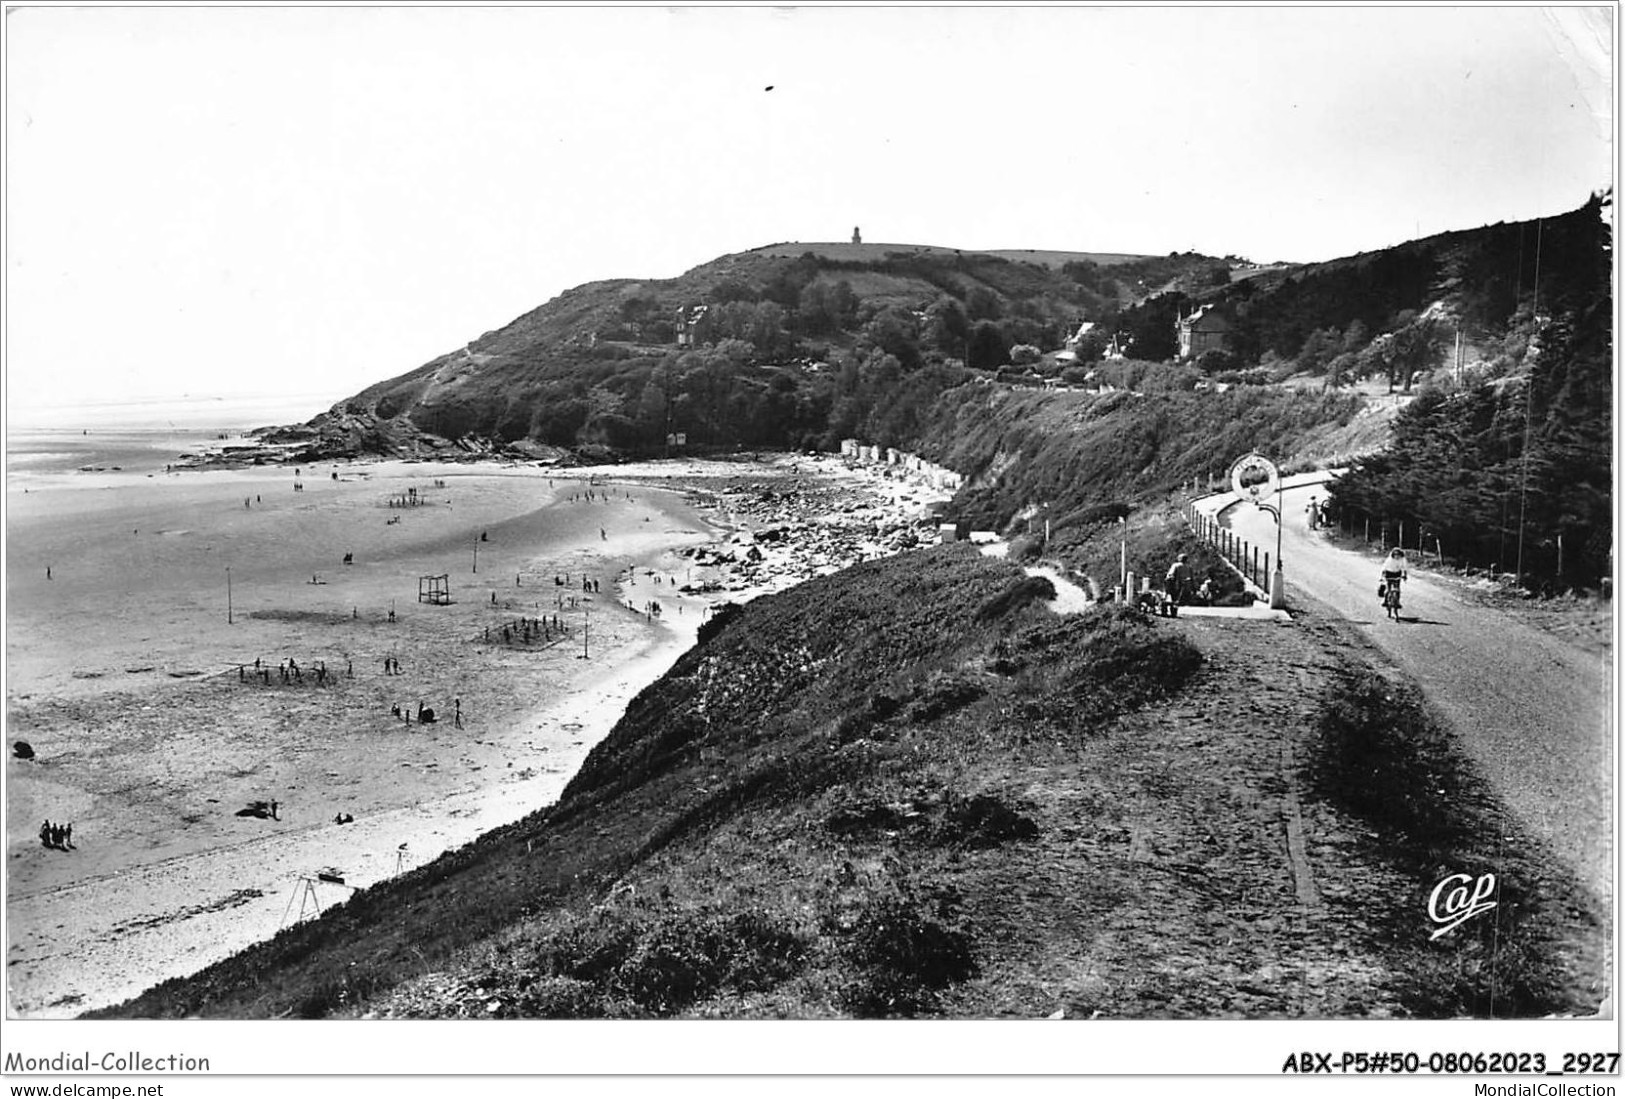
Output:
(4, 4), (1614, 414)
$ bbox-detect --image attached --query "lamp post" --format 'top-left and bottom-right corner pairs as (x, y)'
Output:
(1270, 479), (1285, 610)
(1229, 451), (1286, 610)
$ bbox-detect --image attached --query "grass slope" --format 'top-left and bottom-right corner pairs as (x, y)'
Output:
(93, 545), (1603, 1020)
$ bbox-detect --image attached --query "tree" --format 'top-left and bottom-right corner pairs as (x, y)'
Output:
(1115, 291), (1186, 362)
(922, 297), (969, 356)
(1071, 329), (1109, 365)
(797, 280), (849, 337)
(1295, 326), (1342, 375)
(1341, 318), (1370, 354)
(747, 301), (789, 357)
(967, 321), (1010, 370)
(966, 286), (1003, 322)
(1371, 313), (1444, 393)
(861, 305), (923, 371)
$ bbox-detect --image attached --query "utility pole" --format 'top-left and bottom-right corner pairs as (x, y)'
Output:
(226, 566), (233, 624)
(472, 535), (479, 575)
(582, 606), (590, 660)
(1515, 219), (1544, 586)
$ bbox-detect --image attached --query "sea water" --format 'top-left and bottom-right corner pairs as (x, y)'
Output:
(5, 392), (344, 480)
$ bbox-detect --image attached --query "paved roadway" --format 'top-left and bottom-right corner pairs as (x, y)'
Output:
(1215, 478), (1614, 909)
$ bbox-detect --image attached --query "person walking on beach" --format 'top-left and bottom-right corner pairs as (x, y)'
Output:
(64, 823), (73, 850)
(454, 698), (462, 729)
(39, 820), (51, 849)
(46, 565), (51, 581)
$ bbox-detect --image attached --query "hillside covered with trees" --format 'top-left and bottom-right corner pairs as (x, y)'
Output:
(282, 194), (1610, 590)
(1321, 193), (1613, 589)
(286, 243), (1231, 458)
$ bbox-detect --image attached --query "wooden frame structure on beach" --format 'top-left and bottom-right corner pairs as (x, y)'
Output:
(418, 574), (450, 605)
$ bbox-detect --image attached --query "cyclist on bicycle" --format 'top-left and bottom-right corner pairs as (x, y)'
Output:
(1379, 549), (1408, 620)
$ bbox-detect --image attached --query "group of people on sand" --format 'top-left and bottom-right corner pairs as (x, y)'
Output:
(390, 699), (461, 728)
(491, 616), (562, 646)
(39, 820), (74, 850)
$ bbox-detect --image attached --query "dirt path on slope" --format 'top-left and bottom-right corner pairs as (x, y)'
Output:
(1218, 481), (1613, 911)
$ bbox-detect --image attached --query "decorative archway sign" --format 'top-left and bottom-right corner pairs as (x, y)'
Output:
(1227, 452), (1287, 610)
(1229, 451), (1280, 505)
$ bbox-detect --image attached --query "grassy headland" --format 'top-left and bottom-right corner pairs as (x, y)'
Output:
(93, 542), (1604, 1019)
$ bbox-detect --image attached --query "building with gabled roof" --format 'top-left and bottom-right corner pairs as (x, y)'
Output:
(1177, 306), (1231, 360)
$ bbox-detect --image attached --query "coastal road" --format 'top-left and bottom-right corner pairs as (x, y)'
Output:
(1217, 479), (1614, 909)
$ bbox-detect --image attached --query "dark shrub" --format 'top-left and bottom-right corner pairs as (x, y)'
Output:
(906, 673), (987, 724)
(697, 602), (743, 644)
(935, 793), (1039, 848)
(974, 575), (1055, 622)
(840, 887), (978, 1016)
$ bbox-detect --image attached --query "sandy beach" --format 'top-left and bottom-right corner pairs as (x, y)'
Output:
(4, 446), (947, 1017)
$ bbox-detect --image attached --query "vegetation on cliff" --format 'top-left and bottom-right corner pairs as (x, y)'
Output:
(1325, 196), (1613, 589)
(94, 546), (1603, 1020)
(292, 196), (1608, 594)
